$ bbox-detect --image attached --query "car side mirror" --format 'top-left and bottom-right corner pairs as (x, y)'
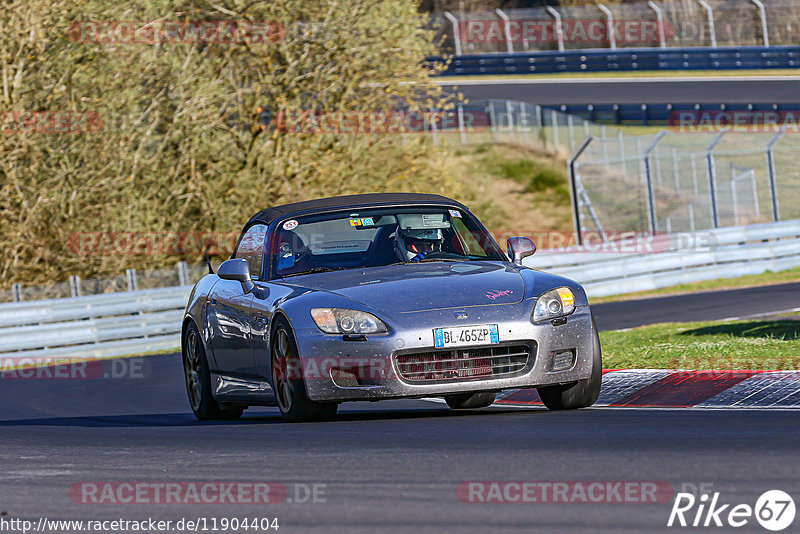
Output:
(218, 258), (255, 294)
(507, 237), (536, 266)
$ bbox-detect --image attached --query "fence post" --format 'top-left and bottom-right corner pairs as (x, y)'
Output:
(429, 109), (438, 145)
(443, 12), (462, 56)
(505, 100), (515, 140)
(12, 283), (22, 302)
(488, 101), (498, 143)
(457, 103), (467, 144)
(698, 1), (717, 48)
(643, 131), (667, 233)
(567, 114), (576, 153)
(545, 6), (565, 52)
(619, 130), (627, 178)
(520, 103), (530, 144)
(647, 1), (667, 48)
(551, 109), (559, 148)
(69, 275), (82, 298)
(597, 4), (617, 49)
(765, 125), (785, 221)
(177, 261), (189, 286)
(126, 268), (138, 292)
(730, 165), (740, 226)
(750, 0), (770, 47)
(705, 131), (726, 228)
(495, 9), (514, 54)
(568, 137), (594, 246)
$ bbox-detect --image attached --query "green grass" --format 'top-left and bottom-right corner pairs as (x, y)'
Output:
(440, 69), (800, 81)
(600, 319), (800, 370)
(591, 266), (800, 304)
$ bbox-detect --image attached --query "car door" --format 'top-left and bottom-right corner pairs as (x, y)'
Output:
(206, 224), (267, 377)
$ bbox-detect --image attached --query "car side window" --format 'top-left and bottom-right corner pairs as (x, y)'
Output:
(235, 224), (268, 279)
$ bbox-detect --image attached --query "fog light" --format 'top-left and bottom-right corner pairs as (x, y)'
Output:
(552, 350), (575, 372)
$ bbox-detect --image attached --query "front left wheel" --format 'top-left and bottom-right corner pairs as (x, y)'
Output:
(182, 322), (243, 420)
(271, 317), (338, 422)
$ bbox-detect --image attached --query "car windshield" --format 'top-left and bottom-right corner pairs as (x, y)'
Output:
(270, 206), (506, 278)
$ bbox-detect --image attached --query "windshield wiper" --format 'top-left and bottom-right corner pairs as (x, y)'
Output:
(283, 266), (349, 277)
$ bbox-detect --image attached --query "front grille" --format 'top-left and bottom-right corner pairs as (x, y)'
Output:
(394, 344), (533, 382)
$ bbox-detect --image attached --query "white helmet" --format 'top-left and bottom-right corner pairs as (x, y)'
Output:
(394, 227), (444, 262)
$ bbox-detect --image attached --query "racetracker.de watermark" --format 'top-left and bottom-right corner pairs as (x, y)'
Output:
(0, 357), (148, 380)
(66, 21), (285, 44)
(267, 109), (491, 135)
(0, 111), (103, 134)
(458, 19), (673, 46)
(69, 482), (327, 504)
(668, 110), (800, 133)
(457, 481), (674, 503)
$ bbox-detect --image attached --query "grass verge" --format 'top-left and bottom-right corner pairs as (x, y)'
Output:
(600, 319), (800, 370)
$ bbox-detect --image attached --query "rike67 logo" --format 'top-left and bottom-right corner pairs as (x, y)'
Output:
(668, 489), (795, 531)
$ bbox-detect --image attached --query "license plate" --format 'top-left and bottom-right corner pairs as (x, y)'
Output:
(433, 324), (499, 349)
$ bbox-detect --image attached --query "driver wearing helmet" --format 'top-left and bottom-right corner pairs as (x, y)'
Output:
(394, 227), (444, 262)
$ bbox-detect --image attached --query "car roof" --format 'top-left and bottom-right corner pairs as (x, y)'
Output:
(245, 193), (469, 228)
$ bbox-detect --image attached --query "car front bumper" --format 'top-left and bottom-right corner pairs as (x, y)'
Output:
(293, 306), (596, 402)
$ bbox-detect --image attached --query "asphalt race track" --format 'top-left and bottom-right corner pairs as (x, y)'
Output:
(591, 281), (800, 331)
(438, 76), (800, 106)
(1, 284), (799, 533)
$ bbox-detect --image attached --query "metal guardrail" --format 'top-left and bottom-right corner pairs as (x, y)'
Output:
(0, 286), (191, 361)
(432, 45), (800, 76)
(1, 219), (799, 360)
(525, 219), (800, 297)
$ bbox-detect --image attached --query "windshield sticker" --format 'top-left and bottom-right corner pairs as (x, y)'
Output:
(282, 219), (298, 231)
(422, 214), (444, 227)
(360, 217), (374, 226)
(485, 289), (514, 300)
(449, 209), (462, 218)
(308, 240), (372, 254)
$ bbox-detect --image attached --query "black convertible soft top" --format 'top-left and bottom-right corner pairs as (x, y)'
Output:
(245, 193), (468, 228)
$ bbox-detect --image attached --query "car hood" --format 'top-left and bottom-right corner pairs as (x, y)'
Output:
(283, 261), (525, 313)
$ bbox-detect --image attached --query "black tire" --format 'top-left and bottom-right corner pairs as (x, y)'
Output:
(445, 391), (497, 409)
(537, 316), (602, 411)
(182, 322), (243, 421)
(271, 316), (338, 422)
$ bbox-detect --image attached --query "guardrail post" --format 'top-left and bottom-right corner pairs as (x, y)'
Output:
(177, 261), (189, 286)
(697, 1), (717, 48)
(443, 12), (462, 56)
(495, 9), (514, 54)
(647, 1), (667, 48)
(750, 0), (770, 47)
(568, 136), (594, 246)
(69, 275), (82, 298)
(597, 4), (617, 49)
(545, 6), (565, 52)
(12, 283), (22, 302)
(126, 268), (138, 292)
(643, 131), (667, 233)
(705, 131), (726, 228)
(765, 125), (785, 221)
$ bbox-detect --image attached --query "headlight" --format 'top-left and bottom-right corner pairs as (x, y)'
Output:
(310, 308), (388, 334)
(532, 287), (576, 322)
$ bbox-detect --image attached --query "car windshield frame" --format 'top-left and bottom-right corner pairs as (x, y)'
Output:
(265, 204), (506, 280)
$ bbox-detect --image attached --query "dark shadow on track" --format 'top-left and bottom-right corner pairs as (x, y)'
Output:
(0, 406), (543, 428)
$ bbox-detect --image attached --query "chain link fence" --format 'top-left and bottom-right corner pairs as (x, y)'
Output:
(432, 0), (798, 55)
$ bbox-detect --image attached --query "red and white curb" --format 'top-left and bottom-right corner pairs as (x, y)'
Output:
(427, 370), (800, 408)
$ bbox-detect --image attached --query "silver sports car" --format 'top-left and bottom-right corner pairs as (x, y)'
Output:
(181, 193), (601, 421)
